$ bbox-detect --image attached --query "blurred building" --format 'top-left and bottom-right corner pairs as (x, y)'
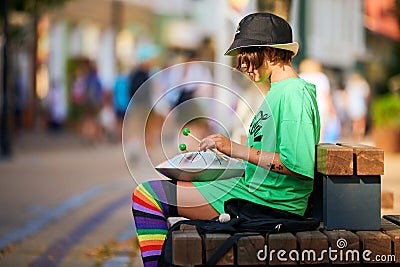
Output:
(47, 0), (154, 92)
(44, 0), (254, 94)
(291, 0), (366, 69)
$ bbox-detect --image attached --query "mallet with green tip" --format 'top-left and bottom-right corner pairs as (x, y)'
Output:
(179, 143), (189, 153)
(182, 127), (227, 162)
(182, 128), (201, 142)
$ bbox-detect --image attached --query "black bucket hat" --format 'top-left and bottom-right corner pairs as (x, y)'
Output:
(225, 12), (299, 56)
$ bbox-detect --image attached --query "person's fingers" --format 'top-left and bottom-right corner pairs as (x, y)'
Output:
(198, 137), (215, 151)
(199, 142), (207, 152)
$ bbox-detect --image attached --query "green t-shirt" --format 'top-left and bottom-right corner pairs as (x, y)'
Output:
(193, 78), (320, 216)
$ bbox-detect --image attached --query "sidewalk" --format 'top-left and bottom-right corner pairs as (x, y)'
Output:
(381, 152), (400, 215)
(0, 130), (143, 267)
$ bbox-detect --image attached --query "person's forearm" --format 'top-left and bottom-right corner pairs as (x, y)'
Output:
(233, 145), (307, 179)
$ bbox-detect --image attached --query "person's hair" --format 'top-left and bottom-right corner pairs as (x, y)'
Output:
(236, 47), (294, 72)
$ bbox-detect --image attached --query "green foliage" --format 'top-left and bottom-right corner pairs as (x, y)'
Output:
(396, 0), (400, 25)
(1, 0), (70, 24)
(10, 0), (70, 12)
(371, 93), (400, 129)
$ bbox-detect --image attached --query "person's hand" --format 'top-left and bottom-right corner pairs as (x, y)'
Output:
(199, 134), (234, 157)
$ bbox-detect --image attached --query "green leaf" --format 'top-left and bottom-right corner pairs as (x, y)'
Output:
(371, 93), (400, 129)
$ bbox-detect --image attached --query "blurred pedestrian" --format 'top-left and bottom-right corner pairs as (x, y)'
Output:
(129, 44), (161, 104)
(113, 69), (130, 140)
(163, 50), (214, 150)
(72, 59), (103, 144)
(300, 58), (340, 142)
(169, 51), (212, 109)
(345, 73), (370, 141)
(13, 70), (28, 135)
(98, 91), (117, 142)
(128, 44), (161, 149)
(71, 59), (89, 107)
(46, 80), (67, 132)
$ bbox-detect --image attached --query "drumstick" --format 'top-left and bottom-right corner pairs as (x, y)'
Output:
(182, 128), (228, 162)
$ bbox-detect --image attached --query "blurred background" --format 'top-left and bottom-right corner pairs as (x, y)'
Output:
(1, 0), (400, 152)
(0, 0), (400, 266)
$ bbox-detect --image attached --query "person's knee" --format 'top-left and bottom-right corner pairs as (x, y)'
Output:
(132, 181), (150, 206)
(133, 181), (151, 196)
(132, 180), (166, 201)
(132, 179), (177, 207)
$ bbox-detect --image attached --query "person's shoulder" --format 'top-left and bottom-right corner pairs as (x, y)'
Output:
(281, 78), (315, 94)
(276, 79), (316, 104)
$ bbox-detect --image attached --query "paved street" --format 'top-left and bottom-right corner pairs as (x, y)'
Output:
(0, 131), (144, 267)
(0, 131), (399, 267)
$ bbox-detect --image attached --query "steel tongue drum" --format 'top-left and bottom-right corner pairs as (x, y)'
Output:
(155, 151), (245, 181)
(155, 128), (245, 181)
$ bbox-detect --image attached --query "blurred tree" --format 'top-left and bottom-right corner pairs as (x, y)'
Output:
(10, 0), (70, 12)
(397, 0), (400, 22)
(1, 0), (71, 129)
(1, 0), (70, 157)
(1, 0), (11, 157)
(257, 0), (292, 20)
